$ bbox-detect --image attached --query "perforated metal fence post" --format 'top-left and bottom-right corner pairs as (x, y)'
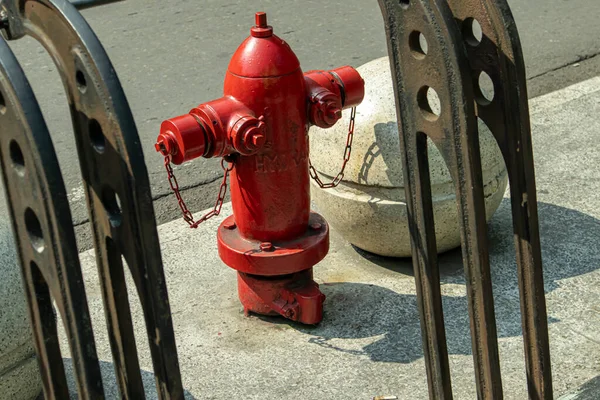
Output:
(377, 0), (553, 399)
(0, 33), (104, 400)
(0, 0), (184, 398)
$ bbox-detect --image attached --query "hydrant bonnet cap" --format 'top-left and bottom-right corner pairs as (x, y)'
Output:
(228, 12), (300, 78)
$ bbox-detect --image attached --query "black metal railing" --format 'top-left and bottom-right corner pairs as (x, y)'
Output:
(377, 1), (552, 398)
(0, 0), (552, 399)
(0, 0), (182, 398)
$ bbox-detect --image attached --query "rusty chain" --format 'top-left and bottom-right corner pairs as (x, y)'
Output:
(164, 156), (233, 229)
(309, 106), (356, 188)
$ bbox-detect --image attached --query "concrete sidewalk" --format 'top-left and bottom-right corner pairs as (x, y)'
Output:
(62, 77), (600, 399)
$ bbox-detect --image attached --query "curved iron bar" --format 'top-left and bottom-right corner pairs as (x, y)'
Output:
(378, 0), (552, 398)
(70, 0), (123, 10)
(377, 1), (501, 398)
(447, 1), (553, 398)
(1, 0), (184, 398)
(0, 35), (104, 398)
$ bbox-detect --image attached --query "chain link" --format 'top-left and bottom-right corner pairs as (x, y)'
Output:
(309, 106), (356, 189)
(164, 156), (233, 229)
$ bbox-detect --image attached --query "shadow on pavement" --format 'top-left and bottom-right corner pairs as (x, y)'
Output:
(284, 200), (600, 364)
(62, 358), (197, 400)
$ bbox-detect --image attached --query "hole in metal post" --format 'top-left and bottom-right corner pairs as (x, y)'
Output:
(0, 90), (6, 114)
(463, 18), (483, 46)
(9, 140), (26, 176)
(76, 70), (87, 93)
(399, 0), (410, 9)
(409, 31), (428, 59)
(476, 71), (495, 105)
(88, 119), (106, 153)
(418, 86), (441, 121)
(101, 187), (123, 228)
(30, 261), (72, 391)
(25, 208), (45, 253)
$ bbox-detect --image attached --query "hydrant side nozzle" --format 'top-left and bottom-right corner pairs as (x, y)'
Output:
(330, 66), (365, 109)
(304, 67), (365, 129)
(157, 114), (208, 165)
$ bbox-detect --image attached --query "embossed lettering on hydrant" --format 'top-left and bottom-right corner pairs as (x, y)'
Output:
(255, 149), (308, 173)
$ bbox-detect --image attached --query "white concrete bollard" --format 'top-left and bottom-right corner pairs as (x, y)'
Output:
(0, 180), (43, 399)
(309, 56), (508, 257)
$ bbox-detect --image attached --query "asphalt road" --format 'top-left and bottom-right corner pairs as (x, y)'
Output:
(6, 0), (600, 250)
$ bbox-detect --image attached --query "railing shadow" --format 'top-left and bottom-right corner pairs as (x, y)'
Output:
(279, 200), (599, 364)
(61, 359), (197, 400)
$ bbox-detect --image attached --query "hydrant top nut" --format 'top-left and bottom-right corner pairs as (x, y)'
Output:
(251, 12), (273, 38)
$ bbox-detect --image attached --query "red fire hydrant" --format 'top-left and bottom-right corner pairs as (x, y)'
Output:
(156, 12), (364, 325)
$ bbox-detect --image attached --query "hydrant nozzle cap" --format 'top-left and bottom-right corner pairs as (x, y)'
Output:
(157, 114), (207, 165)
(251, 12), (273, 38)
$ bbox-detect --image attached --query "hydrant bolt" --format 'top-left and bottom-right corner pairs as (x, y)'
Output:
(310, 223), (323, 231)
(223, 221), (236, 230)
(260, 242), (274, 252)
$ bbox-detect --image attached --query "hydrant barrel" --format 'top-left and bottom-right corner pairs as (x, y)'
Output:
(225, 60), (308, 241)
(224, 22), (364, 241)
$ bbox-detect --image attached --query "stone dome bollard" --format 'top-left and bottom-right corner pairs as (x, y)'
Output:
(309, 56), (508, 257)
(0, 182), (43, 399)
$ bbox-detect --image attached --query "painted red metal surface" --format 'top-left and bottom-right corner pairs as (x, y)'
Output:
(156, 12), (364, 325)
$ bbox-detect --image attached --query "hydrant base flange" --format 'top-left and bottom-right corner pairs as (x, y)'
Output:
(217, 212), (330, 276)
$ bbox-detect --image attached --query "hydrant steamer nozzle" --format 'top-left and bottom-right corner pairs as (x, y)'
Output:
(156, 12), (365, 325)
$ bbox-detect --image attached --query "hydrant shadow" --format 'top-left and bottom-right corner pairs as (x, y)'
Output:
(290, 200), (600, 364)
(297, 281), (498, 364)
